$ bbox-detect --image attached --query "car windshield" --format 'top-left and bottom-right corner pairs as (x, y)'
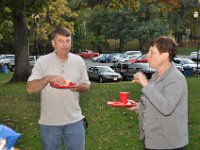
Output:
(182, 59), (195, 64)
(98, 67), (114, 73)
(0, 55), (6, 59)
(128, 55), (138, 59)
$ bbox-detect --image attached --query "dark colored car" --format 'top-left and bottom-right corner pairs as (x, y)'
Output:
(87, 66), (122, 83)
(111, 62), (155, 80)
(99, 54), (112, 63)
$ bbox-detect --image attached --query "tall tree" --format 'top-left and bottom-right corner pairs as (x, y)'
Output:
(134, 0), (170, 52)
(0, 0), (51, 82)
(168, 0), (198, 47)
(31, 0), (78, 55)
(0, 0), (77, 82)
(104, 8), (135, 52)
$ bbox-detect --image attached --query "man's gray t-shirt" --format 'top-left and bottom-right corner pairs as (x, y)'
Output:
(28, 52), (90, 125)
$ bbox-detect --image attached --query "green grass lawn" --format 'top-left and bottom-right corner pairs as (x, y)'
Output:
(0, 72), (200, 150)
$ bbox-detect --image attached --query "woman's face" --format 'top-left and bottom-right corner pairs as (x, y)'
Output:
(147, 45), (169, 70)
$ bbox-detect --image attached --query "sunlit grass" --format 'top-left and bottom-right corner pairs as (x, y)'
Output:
(0, 73), (199, 150)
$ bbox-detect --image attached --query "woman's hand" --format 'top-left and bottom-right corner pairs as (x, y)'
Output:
(127, 100), (139, 111)
(133, 71), (148, 87)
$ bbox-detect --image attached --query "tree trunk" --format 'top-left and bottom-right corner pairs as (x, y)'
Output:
(119, 38), (125, 52)
(138, 38), (149, 54)
(174, 32), (184, 47)
(10, 5), (31, 82)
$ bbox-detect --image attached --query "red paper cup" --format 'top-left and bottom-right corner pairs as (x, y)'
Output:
(120, 92), (129, 104)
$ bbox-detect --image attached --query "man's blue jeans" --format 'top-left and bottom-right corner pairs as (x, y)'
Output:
(40, 120), (85, 150)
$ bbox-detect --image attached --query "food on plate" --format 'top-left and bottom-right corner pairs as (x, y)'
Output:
(132, 79), (136, 83)
(50, 80), (76, 89)
(64, 80), (71, 86)
(57, 80), (71, 86)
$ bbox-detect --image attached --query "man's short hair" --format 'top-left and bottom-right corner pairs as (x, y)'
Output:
(51, 26), (71, 40)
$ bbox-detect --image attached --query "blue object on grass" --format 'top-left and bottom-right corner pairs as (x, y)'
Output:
(0, 125), (21, 150)
(2, 65), (8, 73)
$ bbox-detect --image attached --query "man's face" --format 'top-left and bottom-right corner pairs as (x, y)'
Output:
(52, 34), (71, 54)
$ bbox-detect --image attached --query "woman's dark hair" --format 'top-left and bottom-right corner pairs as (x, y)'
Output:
(51, 26), (71, 40)
(150, 36), (178, 62)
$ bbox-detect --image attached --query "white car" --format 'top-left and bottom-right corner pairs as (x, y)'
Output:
(124, 51), (142, 57)
(0, 54), (15, 65)
(189, 51), (200, 60)
(9, 55), (36, 72)
(112, 53), (124, 63)
(92, 54), (103, 62)
(119, 55), (139, 63)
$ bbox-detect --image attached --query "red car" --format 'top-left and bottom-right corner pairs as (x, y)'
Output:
(135, 54), (148, 63)
(127, 54), (148, 63)
(77, 50), (99, 58)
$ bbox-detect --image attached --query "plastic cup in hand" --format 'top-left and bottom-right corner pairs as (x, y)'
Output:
(120, 92), (129, 104)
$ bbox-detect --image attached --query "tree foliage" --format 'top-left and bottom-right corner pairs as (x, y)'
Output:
(0, 0), (77, 82)
(30, 0), (78, 55)
(0, 0), (199, 82)
(36, 0), (78, 41)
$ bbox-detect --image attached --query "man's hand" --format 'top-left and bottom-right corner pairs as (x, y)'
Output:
(27, 75), (66, 94)
(70, 83), (90, 93)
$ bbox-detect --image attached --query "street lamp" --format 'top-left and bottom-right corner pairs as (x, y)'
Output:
(32, 14), (40, 59)
(193, 11), (199, 75)
(83, 21), (87, 50)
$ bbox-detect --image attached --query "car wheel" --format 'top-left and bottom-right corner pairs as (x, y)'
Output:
(10, 65), (15, 72)
(99, 76), (103, 83)
(121, 73), (127, 81)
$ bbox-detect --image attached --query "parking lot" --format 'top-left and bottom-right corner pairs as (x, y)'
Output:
(84, 58), (113, 69)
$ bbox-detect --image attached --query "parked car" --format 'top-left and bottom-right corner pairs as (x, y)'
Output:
(99, 54), (112, 63)
(92, 54), (103, 62)
(124, 51), (142, 57)
(0, 54), (15, 65)
(119, 55), (139, 63)
(172, 62), (184, 73)
(136, 54), (148, 63)
(29, 56), (37, 68)
(9, 56), (36, 72)
(77, 49), (99, 58)
(87, 66), (122, 83)
(111, 62), (155, 80)
(189, 51), (200, 60)
(112, 53), (124, 63)
(173, 57), (199, 76)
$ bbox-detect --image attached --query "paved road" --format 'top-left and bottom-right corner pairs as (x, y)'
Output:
(83, 55), (193, 69)
(84, 58), (113, 69)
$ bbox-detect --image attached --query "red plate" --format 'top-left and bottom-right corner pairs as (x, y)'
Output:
(107, 100), (137, 108)
(50, 82), (76, 89)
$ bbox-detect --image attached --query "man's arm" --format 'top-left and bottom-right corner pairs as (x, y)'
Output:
(27, 75), (66, 94)
(71, 83), (90, 93)
(27, 77), (49, 94)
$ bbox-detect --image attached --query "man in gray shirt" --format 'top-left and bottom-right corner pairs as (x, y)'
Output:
(27, 26), (90, 150)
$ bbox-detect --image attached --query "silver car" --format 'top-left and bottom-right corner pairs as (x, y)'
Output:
(189, 51), (200, 60)
(87, 66), (122, 83)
